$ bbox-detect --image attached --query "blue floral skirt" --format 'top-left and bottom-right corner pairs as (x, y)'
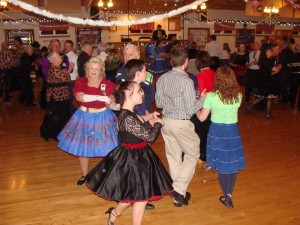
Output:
(206, 123), (245, 174)
(58, 108), (119, 157)
(148, 59), (170, 76)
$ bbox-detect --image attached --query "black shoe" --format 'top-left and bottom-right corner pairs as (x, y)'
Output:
(173, 192), (191, 207)
(199, 155), (206, 161)
(225, 195), (234, 208)
(105, 207), (119, 225)
(171, 190), (188, 206)
(77, 176), (86, 186)
(145, 203), (155, 210)
(219, 196), (233, 209)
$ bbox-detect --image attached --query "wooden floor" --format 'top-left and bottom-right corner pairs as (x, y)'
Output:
(0, 93), (300, 225)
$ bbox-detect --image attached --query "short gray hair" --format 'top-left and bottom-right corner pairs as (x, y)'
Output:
(81, 43), (93, 51)
(123, 43), (140, 56)
(47, 51), (60, 64)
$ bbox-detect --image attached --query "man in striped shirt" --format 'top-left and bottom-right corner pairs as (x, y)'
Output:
(155, 46), (205, 207)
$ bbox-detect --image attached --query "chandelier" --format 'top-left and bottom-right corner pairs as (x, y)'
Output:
(263, 6), (279, 15)
(0, 0), (8, 11)
(98, 0), (113, 10)
(191, 3), (207, 11)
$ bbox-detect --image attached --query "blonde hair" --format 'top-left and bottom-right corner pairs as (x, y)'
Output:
(85, 57), (105, 78)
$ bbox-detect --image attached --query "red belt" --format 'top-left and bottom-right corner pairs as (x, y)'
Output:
(122, 141), (147, 148)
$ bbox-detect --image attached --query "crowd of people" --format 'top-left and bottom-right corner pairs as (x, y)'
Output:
(0, 34), (299, 225)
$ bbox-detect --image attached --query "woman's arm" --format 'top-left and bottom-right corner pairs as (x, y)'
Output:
(75, 92), (110, 103)
(141, 111), (159, 122)
(124, 115), (163, 142)
(196, 108), (211, 122)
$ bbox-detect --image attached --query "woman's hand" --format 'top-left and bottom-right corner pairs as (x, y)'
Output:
(200, 89), (207, 98)
(152, 111), (160, 119)
(150, 118), (164, 126)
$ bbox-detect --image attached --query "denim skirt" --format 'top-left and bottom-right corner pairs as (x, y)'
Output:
(206, 122), (245, 174)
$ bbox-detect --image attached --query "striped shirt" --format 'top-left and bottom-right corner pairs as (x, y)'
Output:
(155, 67), (204, 120)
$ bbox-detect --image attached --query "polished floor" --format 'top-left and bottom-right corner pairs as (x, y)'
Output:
(0, 93), (299, 225)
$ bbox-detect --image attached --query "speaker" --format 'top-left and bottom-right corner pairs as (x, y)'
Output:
(90, 6), (99, 20)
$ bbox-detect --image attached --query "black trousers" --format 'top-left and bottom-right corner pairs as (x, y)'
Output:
(18, 72), (34, 105)
(245, 69), (261, 102)
(191, 114), (211, 161)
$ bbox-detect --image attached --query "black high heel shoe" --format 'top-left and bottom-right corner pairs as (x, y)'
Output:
(105, 207), (119, 225)
(76, 176), (86, 186)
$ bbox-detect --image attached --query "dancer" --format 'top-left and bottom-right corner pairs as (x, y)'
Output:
(197, 66), (246, 208)
(156, 46), (205, 207)
(148, 40), (170, 77)
(40, 52), (73, 140)
(58, 57), (119, 185)
(194, 51), (215, 164)
(85, 81), (173, 225)
(246, 46), (279, 119)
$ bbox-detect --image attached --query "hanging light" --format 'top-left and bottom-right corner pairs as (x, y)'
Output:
(107, 0), (113, 8)
(200, 3), (206, 10)
(98, 0), (104, 8)
(0, 0), (7, 8)
(191, 3), (207, 12)
(263, 5), (279, 15)
(0, 0), (8, 11)
(98, 0), (114, 9)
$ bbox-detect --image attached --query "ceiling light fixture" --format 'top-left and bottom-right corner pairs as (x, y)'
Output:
(98, 0), (113, 10)
(0, 0), (8, 11)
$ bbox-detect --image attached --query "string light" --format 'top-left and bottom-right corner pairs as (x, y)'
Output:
(6, 0), (205, 27)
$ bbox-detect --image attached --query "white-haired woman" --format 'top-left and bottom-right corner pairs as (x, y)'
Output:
(58, 57), (119, 186)
(40, 51), (73, 140)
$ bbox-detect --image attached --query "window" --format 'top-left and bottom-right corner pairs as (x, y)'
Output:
(39, 22), (69, 37)
(213, 23), (235, 35)
(130, 22), (155, 34)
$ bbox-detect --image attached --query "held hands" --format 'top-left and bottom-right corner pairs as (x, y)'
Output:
(149, 111), (164, 126)
(154, 118), (165, 126)
(149, 118), (165, 126)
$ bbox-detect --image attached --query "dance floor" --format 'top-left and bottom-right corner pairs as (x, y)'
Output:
(0, 94), (299, 225)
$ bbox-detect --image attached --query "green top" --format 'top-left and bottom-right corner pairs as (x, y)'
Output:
(203, 92), (242, 124)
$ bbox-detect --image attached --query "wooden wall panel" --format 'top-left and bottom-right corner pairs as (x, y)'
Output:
(45, 0), (81, 13)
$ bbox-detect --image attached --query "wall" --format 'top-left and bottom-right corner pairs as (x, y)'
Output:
(0, 7), (300, 52)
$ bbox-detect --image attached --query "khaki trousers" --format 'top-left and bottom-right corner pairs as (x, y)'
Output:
(161, 118), (200, 195)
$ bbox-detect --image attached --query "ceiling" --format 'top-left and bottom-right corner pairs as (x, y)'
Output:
(87, 0), (246, 13)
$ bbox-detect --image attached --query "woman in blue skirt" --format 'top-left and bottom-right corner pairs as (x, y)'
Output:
(57, 57), (119, 186)
(148, 40), (170, 76)
(197, 66), (245, 208)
